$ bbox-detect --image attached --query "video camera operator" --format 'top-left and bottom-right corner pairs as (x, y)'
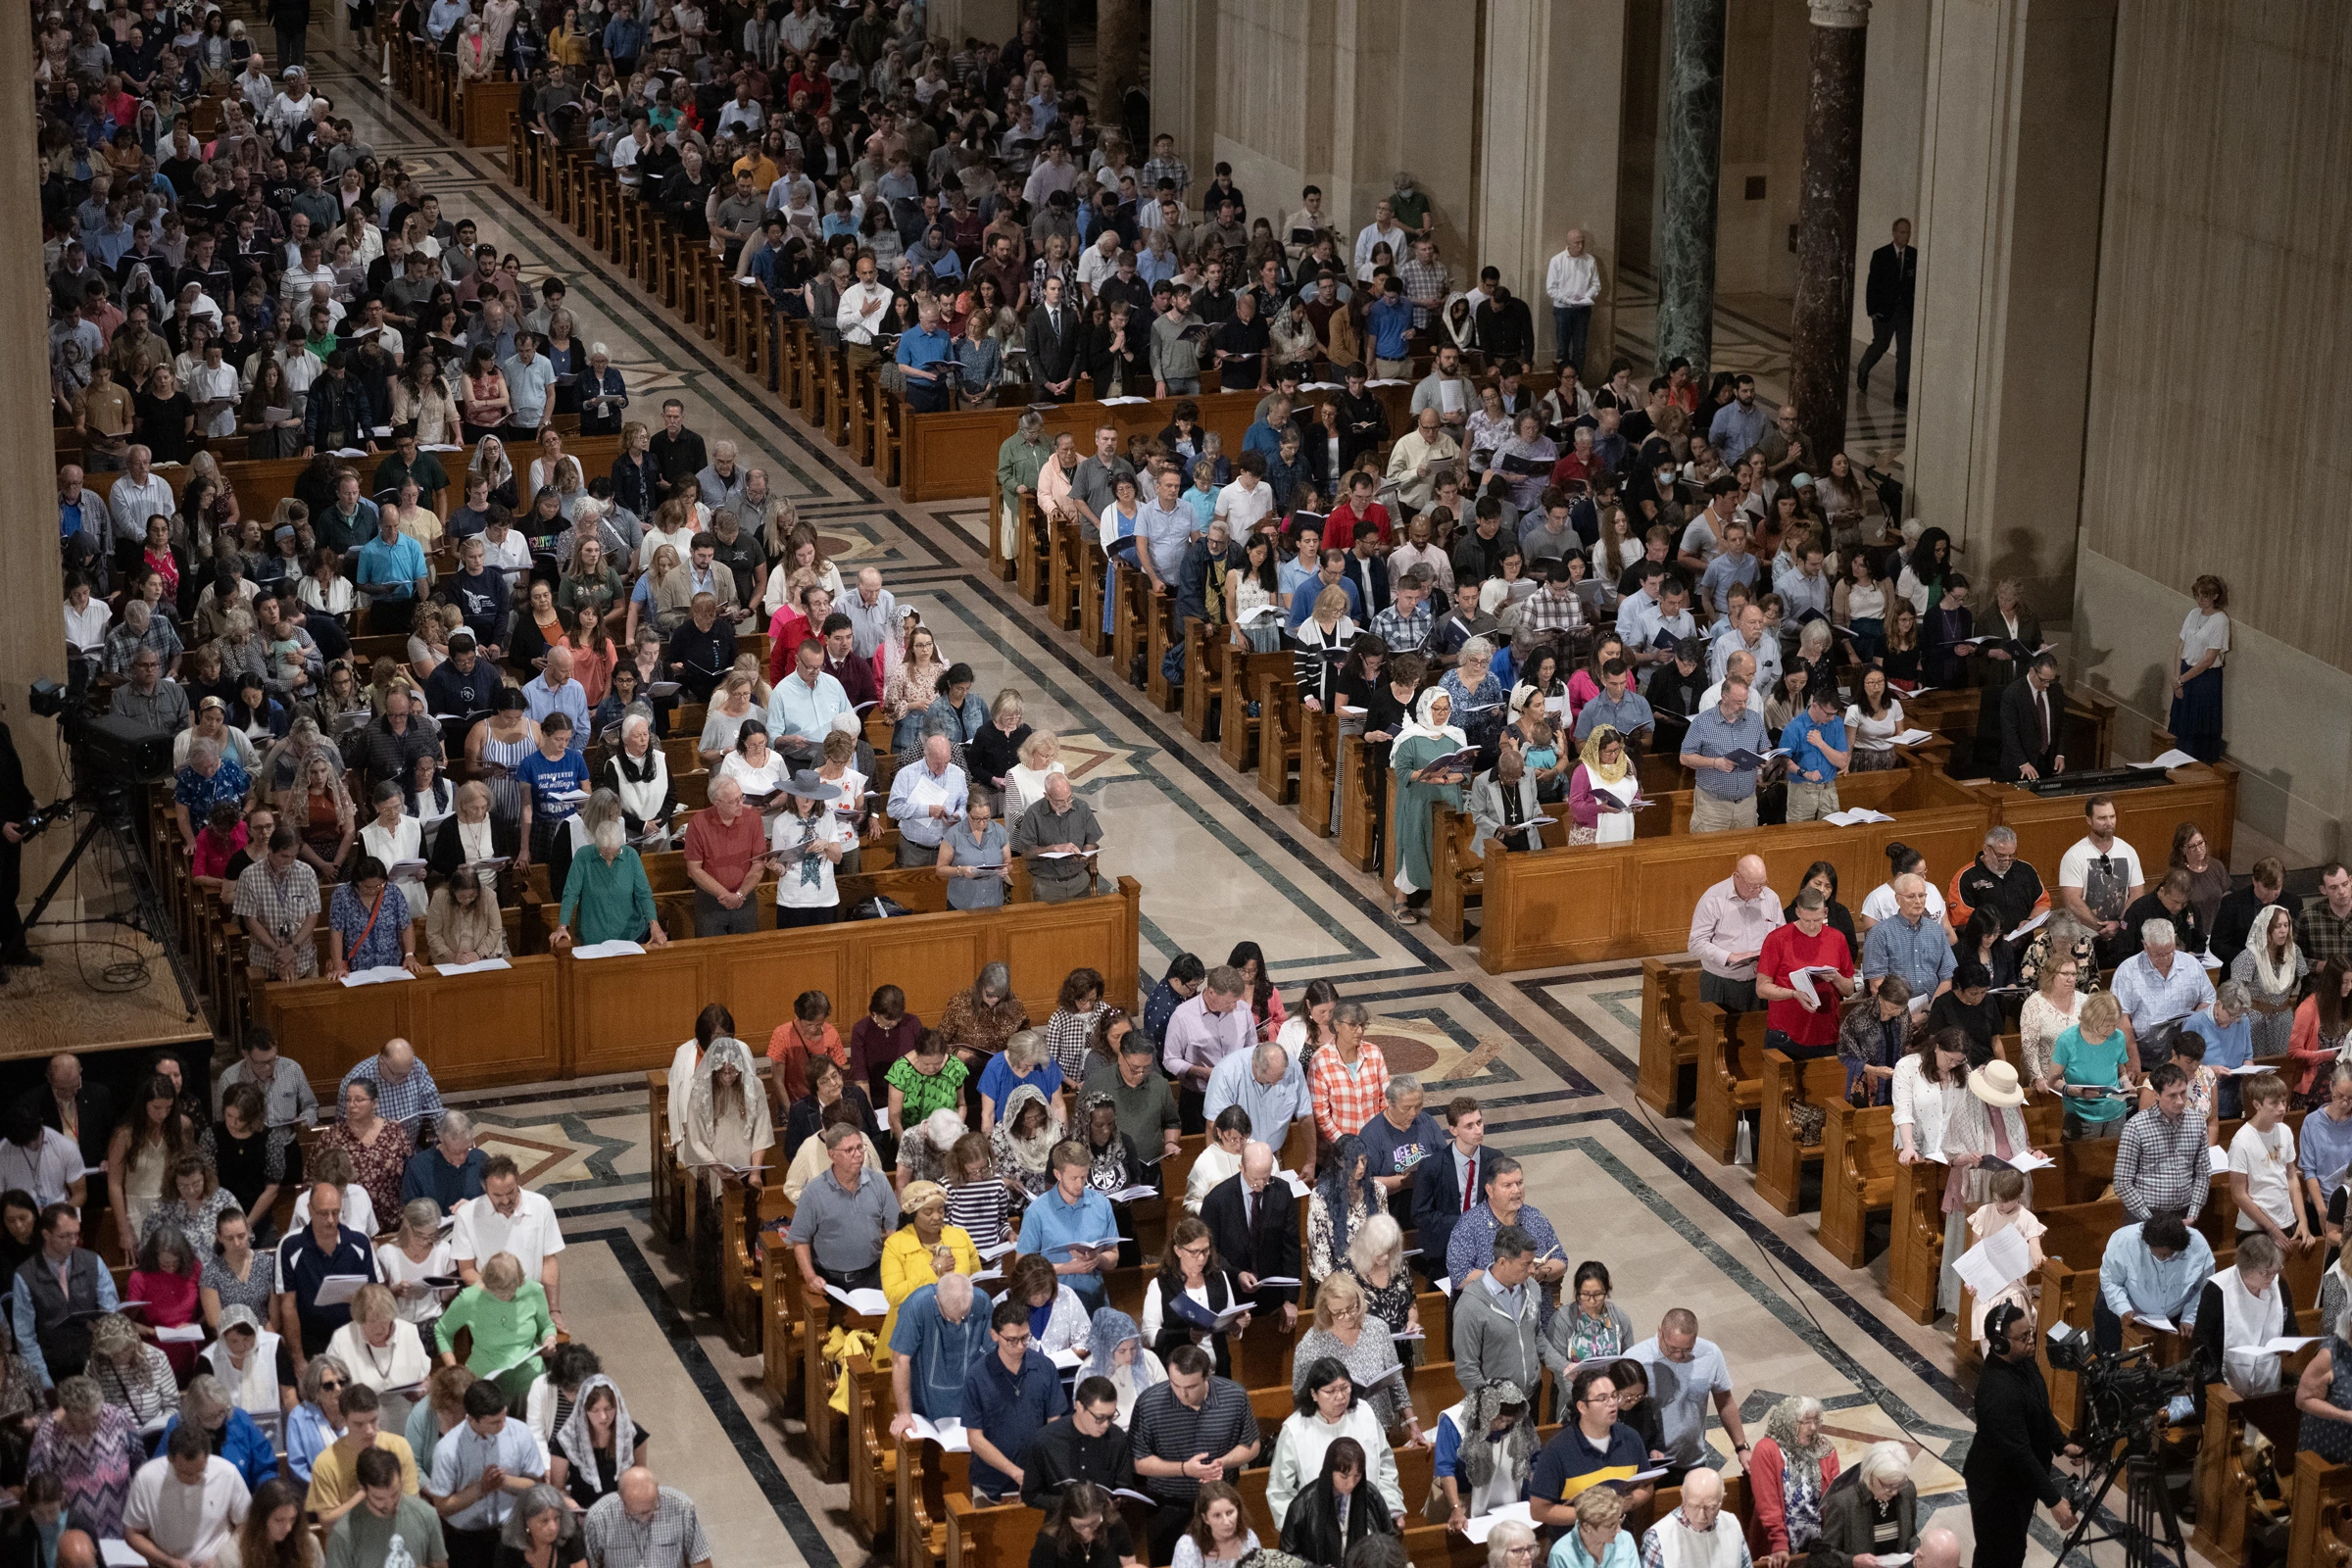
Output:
(1966, 1303), (2082, 1568)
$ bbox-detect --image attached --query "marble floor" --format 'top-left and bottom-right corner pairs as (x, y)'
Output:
(317, 49), (2221, 1567)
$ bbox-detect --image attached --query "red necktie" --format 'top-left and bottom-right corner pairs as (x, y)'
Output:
(1461, 1155), (1475, 1213)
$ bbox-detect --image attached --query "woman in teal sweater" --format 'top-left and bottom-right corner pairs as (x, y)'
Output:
(434, 1252), (558, 1411)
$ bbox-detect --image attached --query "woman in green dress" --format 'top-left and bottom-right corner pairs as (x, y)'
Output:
(1388, 689), (1472, 925)
(434, 1250), (558, 1413)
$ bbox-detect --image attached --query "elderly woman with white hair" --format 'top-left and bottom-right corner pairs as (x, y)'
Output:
(598, 706), (677, 843)
(1810, 1442), (1918, 1568)
(549, 791), (668, 951)
(1747, 1394), (1839, 1561)
(87, 1311), (177, 1429)
(159, 1371), (281, 1490)
(435, 1250), (558, 1408)
(324, 1283), (435, 1430)
(1487, 1517), (1544, 1568)
(578, 342), (628, 437)
(377, 1197), (460, 1338)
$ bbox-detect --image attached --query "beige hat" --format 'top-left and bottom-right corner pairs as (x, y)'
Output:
(1969, 1058), (2026, 1108)
(900, 1180), (948, 1214)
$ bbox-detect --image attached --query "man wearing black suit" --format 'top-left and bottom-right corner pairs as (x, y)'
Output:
(1856, 219), (1916, 409)
(1410, 1097), (1494, 1286)
(1200, 1143), (1300, 1331)
(1025, 274), (1085, 402)
(16, 1055), (116, 1200)
(1997, 652), (2067, 783)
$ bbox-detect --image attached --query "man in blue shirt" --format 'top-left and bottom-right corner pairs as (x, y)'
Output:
(1364, 279), (1413, 377)
(2094, 1213), (2210, 1352)
(1572, 660), (1655, 751)
(1861, 873), (1956, 1003)
(961, 1298), (1069, 1500)
(2181, 985), (2253, 1118)
(1706, 373), (1768, 466)
(1678, 677), (1769, 834)
(890, 1272), (995, 1428)
(1283, 549), (1363, 631)
(1016, 1146), (1120, 1307)
(765, 640), (852, 764)
(600, 1), (647, 72)
(1136, 467), (1195, 595)
(1694, 520), (1759, 617)
(522, 647), (591, 734)
(1355, 1075), (1445, 1230)
(500, 335), (558, 437)
(276, 1182), (380, 1355)
(514, 713), (591, 864)
(1242, 398), (1293, 466)
(1202, 1044), (1311, 1157)
(893, 298), (955, 413)
(353, 508), (429, 634)
(1779, 688), (1849, 823)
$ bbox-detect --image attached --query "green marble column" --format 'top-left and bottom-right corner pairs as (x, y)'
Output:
(1655, 0), (1726, 379)
(1788, 0), (1871, 478)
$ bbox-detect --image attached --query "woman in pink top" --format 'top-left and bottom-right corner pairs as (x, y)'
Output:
(1564, 635), (1625, 726)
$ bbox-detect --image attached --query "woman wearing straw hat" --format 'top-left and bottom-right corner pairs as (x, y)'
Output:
(1936, 1054), (2039, 1317)
(769, 770), (851, 927)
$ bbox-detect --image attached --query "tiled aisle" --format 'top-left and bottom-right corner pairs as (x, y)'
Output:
(322, 49), (2163, 1567)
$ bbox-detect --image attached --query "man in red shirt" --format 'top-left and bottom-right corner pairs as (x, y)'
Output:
(682, 775), (770, 937)
(1755, 889), (1859, 1057)
(765, 580), (834, 684)
(1548, 425), (1599, 492)
(1325, 470), (1393, 547)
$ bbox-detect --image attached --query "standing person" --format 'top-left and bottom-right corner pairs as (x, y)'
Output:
(426, 1381), (546, 1568)
(327, 1446), (447, 1568)
(1754, 890), (1857, 1060)
(1127, 1346), (1261, 1564)
(579, 1468), (710, 1568)
(2167, 575), (2230, 763)
(14, 1205), (119, 1390)
(1688, 857), (1784, 1014)
(1855, 220), (1915, 408)
(1966, 1305), (2079, 1568)
(1626, 1309), (1750, 1486)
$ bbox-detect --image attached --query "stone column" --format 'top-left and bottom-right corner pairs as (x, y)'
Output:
(1654, 0), (1727, 378)
(1786, 0), (1869, 476)
(0, 2), (69, 884)
(1094, 0), (1144, 134)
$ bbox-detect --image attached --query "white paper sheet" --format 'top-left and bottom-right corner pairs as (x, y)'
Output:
(1463, 1503), (1534, 1544)
(906, 1414), (969, 1451)
(313, 1273), (371, 1306)
(2007, 910), (2053, 942)
(435, 957), (514, 976)
(824, 1284), (890, 1316)
(338, 965), (413, 987)
(2208, 1145), (2231, 1174)
(569, 940), (647, 959)
(1953, 1222), (2032, 1302)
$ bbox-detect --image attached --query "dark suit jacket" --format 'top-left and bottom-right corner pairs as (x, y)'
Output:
(1200, 1172), (1299, 1306)
(1410, 1144), (1494, 1273)
(17, 1085), (114, 1174)
(1865, 243), (1916, 322)
(1995, 675), (2065, 783)
(1025, 304), (1084, 387)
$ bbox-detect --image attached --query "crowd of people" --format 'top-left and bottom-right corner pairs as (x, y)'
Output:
(0, 1039), (710, 1568)
(1681, 802), (2352, 1563)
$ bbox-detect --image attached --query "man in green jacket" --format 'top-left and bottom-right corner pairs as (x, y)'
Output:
(994, 410), (1051, 567)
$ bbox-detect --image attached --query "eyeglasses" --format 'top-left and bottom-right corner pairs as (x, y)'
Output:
(317, 1378), (345, 1391)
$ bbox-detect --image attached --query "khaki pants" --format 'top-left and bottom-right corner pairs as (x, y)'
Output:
(1785, 779), (1842, 822)
(1374, 357), (1412, 380)
(1689, 791), (1758, 833)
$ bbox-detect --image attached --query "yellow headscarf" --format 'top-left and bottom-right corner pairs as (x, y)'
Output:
(1580, 726), (1632, 785)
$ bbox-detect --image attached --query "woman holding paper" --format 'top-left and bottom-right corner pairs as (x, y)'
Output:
(1469, 744), (1546, 858)
(361, 780), (427, 913)
(2192, 1232), (2300, 1408)
(324, 1283), (433, 1416)
(1843, 668), (1906, 773)
(1290, 1273), (1418, 1441)
(434, 1250), (558, 1409)
(1267, 1367), (1405, 1532)
(1144, 1216), (1250, 1376)
(877, 1181), (979, 1355)
(1747, 1395), (1840, 1562)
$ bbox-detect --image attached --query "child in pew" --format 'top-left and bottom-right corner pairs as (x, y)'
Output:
(1964, 1168), (2045, 1356)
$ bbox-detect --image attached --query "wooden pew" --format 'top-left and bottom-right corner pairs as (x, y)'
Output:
(761, 1242), (804, 1405)
(1475, 760), (1994, 971)
(1046, 513), (1084, 632)
(2284, 1450), (2352, 1568)
(646, 1071), (682, 1241)
(2193, 1378), (2302, 1568)
(1144, 592), (1180, 711)
(946, 1489), (1040, 1568)
(1752, 1050), (1853, 1215)
(899, 1438), (963, 1568)
(1254, 669), (1302, 806)
(1690, 1003), (1770, 1165)
(1884, 1153), (1951, 1325)
(1637, 959), (1703, 1115)
(847, 1352), (900, 1545)
(1016, 496), (1052, 606)
(1337, 735), (1381, 871)
(720, 1174), (790, 1354)
(1817, 1098), (1896, 1266)
(1977, 760), (2237, 898)
(1297, 705), (1342, 841)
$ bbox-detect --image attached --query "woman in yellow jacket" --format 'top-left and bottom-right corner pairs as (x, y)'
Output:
(877, 1180), (982, 1358)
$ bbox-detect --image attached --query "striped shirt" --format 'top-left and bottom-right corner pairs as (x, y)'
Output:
(1129, 1375), (1256, 1506)
(945, 1179), (1009, 1249)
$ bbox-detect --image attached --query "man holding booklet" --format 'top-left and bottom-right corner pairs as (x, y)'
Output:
(1017, 1143), (1122, 1307)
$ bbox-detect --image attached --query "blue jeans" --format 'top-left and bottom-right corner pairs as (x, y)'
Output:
(1103, 538), (1139, 634)
(1552, 304), (1592, 372)
(1160, 375), (1200, 395)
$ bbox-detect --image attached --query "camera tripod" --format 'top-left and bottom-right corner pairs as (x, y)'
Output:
(2056, 1430), (2188, 1568)
(22, 788), (203, 1024)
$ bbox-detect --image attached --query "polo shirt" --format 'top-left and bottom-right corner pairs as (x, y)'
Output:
(277, 1224), (380, 1338)
(1129, 1376), (1256, 1507)
(1681, 706), (1768, 801)
(683, 805), (766, 894)
(498, 354), (557, 429)
(889, 1283), (997, 1421)
(1860, 912), (1956, 998)
(960, 1348), (1068, 1498)
(1016, 1185), (1117, 1302)
(1758, 921), (1852, 1049)
(399, 1147), (487, 1210)
(449, 1189), (564, 1281)
(1080, 1061), (1180, 1157)
(354, 532), (428, 603)
(784, 1168), (899, 1272)
(1528, 1420), (1647, 1504)
(1779, 712), (1848, 785)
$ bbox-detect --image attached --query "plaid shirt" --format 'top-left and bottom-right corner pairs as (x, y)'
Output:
(1140, 155), (1191, 199)
(1308, 1040), (1391, 1143)
(2114, 1104), (2212, 1221)
(337, 1054), (444, 1130)
(1397, 256), (1450, 327)
(2298, 903), (2352, 969)
(1371, 600), (1432, 653)
(583, 1485), (711, 1568)
(1516, 585), (1587, 636)
(231, 858), (321, 951)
